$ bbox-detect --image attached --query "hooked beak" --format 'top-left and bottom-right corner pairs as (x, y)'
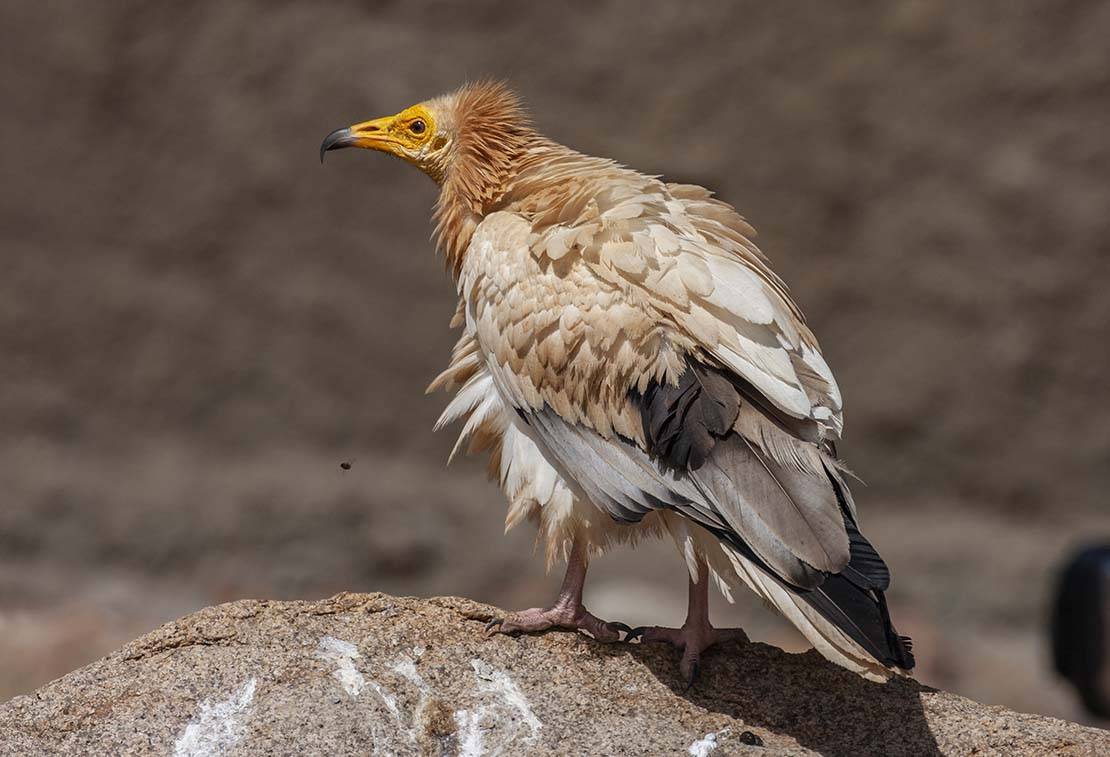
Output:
(319, 115), (396, 163)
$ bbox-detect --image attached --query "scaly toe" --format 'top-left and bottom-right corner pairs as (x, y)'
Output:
(680, 653), (702, 691)
(494, 608), (556, 636)
(580, 613), (623, 643)
(631, 623), (743, 689)
(633, 626), (687, 648)
(485, 605), (630, 642)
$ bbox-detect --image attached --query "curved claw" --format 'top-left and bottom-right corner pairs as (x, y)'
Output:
(625, 626), (647, 643)
(484, 618), (503, 635)
(608, 621), (633, 639)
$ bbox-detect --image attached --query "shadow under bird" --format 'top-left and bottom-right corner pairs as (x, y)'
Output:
(321, 82), (914, 685)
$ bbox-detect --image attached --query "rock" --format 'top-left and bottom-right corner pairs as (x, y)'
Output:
(0, 593), (1105, 756)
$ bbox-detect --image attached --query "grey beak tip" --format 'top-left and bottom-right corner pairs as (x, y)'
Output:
(320, 127), (353, 164)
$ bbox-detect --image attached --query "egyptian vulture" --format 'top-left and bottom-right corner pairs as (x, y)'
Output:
(321, 82), (914, 683)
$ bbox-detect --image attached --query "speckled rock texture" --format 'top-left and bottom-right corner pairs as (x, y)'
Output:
(0, 593), (1105, 756)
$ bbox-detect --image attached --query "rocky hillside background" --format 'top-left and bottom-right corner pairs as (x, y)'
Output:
(1, 0), (1108, 725)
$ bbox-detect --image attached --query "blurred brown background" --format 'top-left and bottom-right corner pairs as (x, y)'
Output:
(2, 0), (1108, 726)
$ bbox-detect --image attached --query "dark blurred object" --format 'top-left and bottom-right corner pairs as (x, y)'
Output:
(1051, 544), (1110, 718)
(738, 730), (765, 747)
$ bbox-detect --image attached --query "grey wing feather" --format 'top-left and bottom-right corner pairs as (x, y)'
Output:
(691, 435), (847, 587)
(525, 409), (699, 522)
(523, 405), (847, 590)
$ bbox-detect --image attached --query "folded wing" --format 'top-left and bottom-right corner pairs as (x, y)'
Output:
(460, 180), (912, 673)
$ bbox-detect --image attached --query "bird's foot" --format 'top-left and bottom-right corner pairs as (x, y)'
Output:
(627, 623), (748, 688)
(485, 603), (632, 643)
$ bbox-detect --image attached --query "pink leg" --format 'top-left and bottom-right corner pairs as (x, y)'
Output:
(629, 556), (747, 686)
(486, 538), (630, 643)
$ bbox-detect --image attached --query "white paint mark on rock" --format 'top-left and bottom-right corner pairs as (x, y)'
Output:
(454, 707), (487, 757)
(470, 658), (542, 742)
(315, 636), (365, 697)
(381, 656), (431, 729)
(687, 728), (730, 757)
(391, 656), (426, 690)
(368, 679), (404, 723)
(173, 678), (257, 757)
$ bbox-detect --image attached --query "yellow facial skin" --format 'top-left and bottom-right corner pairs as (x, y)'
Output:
(321, 103), (450, 181)
(347, 105), (437, 159)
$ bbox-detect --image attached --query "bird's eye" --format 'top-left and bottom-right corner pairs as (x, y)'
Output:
(410, 119), (426, 135)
